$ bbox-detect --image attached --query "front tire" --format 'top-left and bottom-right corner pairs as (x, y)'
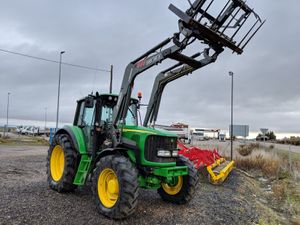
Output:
(92, 155), (139, 219)
(158, 155), (199, 204)
(47, 134), (79, 192)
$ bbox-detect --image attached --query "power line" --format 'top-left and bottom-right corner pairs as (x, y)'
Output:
(0, 48), (110, 72)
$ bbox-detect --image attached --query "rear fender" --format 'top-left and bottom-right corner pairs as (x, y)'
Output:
(55, 125), (87, 154)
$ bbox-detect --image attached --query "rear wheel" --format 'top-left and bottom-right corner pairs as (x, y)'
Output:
(92, 155), (139, 219)
(158, 155), (199, 204)
(47, 134), (79, 192)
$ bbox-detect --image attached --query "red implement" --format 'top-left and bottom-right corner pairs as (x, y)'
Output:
(177, 140), (221, 169)
(177, 140), (234, 185)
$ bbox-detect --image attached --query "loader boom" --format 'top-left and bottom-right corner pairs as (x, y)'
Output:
(143, 48), (222, 127)
(111, 0), (264, 146)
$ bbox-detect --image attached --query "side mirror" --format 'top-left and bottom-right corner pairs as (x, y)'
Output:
(85, 97), (94, 108)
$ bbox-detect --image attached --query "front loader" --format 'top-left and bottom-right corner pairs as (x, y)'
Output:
(47, 0), (264, 219)
(142, 0), (265, 185)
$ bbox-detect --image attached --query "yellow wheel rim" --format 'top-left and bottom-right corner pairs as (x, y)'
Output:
(98, 168), (119, 208)
(162, 176), (183, 195)
(50, 145), (65, 182)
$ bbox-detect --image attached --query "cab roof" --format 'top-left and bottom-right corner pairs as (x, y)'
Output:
(77, 93), (138, 103)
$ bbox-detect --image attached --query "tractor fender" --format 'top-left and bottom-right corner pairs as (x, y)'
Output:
(95, 147), (136, 163)
(54, 125), (87, 154)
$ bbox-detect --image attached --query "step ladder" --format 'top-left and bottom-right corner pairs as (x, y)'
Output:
(73, 155), (92, 185)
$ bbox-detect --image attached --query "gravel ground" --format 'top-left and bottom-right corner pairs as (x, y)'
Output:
(0, 145), (260, 225)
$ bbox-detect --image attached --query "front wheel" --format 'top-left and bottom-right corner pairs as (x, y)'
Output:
(92, 155), (139, 219)
(158, 155), (199, 204)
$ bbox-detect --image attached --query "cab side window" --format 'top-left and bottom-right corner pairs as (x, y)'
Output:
(83, 106), (95, 126)
(75, 100), (95, 127)
(75, 101), (84, 126)
(101, 105), (113, 124)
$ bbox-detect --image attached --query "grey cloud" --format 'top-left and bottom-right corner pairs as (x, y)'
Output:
(0, 0), (299, 134)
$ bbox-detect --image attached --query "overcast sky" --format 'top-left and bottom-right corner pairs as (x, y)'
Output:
(0, 0), (299, 133)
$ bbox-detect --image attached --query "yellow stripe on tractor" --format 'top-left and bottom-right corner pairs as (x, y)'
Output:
(206, 159), (235, 185)
(122, 129), (157, 135)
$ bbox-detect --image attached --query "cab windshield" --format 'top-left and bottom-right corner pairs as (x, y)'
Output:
(125, 104), (137, 125)
(101, 104), (137, 126)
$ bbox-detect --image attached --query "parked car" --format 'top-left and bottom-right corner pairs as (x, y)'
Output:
(191, 131), (205, 141)
(21, 126), (30, 135)
(21, 126), (50, 136)
(21, 126), (39, 135)
(37, 128), (50, 136)
(16, 126), (25, 134)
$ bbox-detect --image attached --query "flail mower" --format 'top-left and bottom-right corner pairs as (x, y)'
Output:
(177, 141), (234, 185)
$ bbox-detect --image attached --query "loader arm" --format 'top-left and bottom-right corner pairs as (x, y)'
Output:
(143, 47), (223, 127)
(111, 0), (264, 146)
(110, 35), (211, 146)
(112, 37), (185, 129)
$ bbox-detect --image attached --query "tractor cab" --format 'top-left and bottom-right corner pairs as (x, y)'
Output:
(72, 93), (180, 165)
(73, 93), (139, 153)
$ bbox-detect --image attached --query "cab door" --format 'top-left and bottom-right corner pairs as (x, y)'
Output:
(74, 97), (95, 153)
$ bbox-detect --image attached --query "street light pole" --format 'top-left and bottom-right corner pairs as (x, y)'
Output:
(109, 65), (113, 94)
(56, 51), (65, 130)
(4, 92), (10, 137)
(229, 71), (234, 160)
(44, 107), (47, 130)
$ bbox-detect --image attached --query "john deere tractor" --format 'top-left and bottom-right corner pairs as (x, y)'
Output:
(47, 93), (198, 218)
(47, 0), (264, 219)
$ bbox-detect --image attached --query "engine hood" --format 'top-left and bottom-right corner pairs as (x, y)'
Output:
(121, 125), (177, 138)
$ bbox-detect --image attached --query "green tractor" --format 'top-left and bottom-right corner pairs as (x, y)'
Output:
(47, 93), (198, 218)
(47, 0), (264, 219)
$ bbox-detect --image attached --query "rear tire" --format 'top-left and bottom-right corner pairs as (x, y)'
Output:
(92, 155), (139, 219)
(47, 134), (79, 192)
(158, 155), (199, 204)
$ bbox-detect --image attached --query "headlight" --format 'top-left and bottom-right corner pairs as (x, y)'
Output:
(157, 150), (171, 157)
(157, 150), (179, 157)
(172, 150), (179, 157)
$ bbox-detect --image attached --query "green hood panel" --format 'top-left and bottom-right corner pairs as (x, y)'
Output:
(121, 125), (178, 167)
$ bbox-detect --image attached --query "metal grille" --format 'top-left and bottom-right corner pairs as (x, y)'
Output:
(144, 135), (177, 163)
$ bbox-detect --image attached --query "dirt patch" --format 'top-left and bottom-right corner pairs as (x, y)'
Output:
(0, 144), (278, 225)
